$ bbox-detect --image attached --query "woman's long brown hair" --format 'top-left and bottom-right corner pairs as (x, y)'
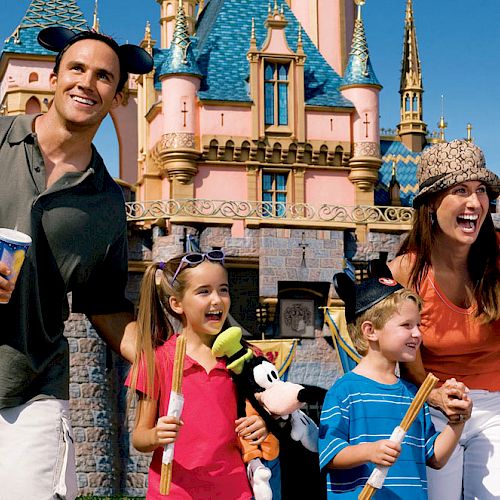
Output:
(397, 199), (500, 322)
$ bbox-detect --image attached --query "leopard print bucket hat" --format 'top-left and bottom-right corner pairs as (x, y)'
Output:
(413, 139), (500, 207)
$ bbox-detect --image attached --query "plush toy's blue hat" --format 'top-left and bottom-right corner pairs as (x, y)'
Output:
(333, 261), (403, 323)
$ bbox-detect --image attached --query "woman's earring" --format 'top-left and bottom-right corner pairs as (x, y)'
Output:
(430, 212), (436, 226)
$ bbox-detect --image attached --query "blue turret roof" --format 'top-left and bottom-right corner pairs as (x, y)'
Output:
(375, 140), (426, 207)
(159, 3), (202, 78)
(154, 0), (353, 108)
(2, 0), (88, 57)
(341, 3), (380, 88)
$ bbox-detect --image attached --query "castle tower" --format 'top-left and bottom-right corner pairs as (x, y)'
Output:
(285, 0), (355, 76)
(340, 0), (382, 206)
(157, 0), (198, 49)
(397, 0), (427, 152)
(154, 1), (202, 199)
(0, 0), (87, 116)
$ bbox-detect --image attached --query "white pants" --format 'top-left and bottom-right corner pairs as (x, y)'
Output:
(427, 390), (500, 500)
(0, 398), (77, 500)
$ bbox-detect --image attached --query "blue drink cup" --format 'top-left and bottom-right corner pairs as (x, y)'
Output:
(0, 228), (32, 304)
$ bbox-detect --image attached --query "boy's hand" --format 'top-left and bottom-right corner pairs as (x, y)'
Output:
(368, 440), (401, 466)
(235, 414), (268, 445)
(153, 416), (182, 447)
(0, 261), (14, 302)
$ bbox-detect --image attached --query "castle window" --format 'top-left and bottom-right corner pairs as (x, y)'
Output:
(28, 72), (39, 83)
(262, 171), (288, 217)
(264, 62), (289, 127)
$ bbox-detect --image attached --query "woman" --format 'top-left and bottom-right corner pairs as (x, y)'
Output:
(389, 139), (500, 500)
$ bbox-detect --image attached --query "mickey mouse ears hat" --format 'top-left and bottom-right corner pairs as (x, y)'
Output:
(333, 268), (403, 323)
(37, 26), (154, 76)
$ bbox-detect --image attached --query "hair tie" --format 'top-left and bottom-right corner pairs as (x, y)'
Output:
(159, 261), (165, 270)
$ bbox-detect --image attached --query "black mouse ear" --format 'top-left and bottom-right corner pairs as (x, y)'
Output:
(333, 272), (355, 301)
(333, 273), (356, 322)
(368, 258), (394, 280)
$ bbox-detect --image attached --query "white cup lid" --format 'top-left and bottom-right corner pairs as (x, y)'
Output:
(0, 228), (32, 245)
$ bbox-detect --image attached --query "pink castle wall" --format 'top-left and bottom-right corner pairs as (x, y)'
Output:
(161, 75), (199, 134)
(340, 87), (380, 144)
(200, 106), (252, 137)
(0, 59), (53, 98)
(305, 170), (355, 206)
(195, 165), (247, 201)
(306, 111), (351, 142)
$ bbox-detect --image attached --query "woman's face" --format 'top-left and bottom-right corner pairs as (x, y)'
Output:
(432, 180), (489, 246)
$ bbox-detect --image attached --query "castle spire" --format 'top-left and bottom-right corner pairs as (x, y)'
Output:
(4, 0), (87, 53)
(159, 1), (201, 79)
(397, 0), (427, 152)
(92, 0), (100, 32)
(341, 0), (380, 88)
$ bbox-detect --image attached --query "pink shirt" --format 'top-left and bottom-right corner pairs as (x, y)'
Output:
(127, 334), (252, 499)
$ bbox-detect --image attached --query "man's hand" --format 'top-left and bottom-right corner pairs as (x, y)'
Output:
(0, 262), (14, 303)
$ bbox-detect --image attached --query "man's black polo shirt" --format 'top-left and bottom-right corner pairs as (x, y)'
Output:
(0, 115), (132, 409)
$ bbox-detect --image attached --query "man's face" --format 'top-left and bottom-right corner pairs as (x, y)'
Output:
(50, 39), (123, 130)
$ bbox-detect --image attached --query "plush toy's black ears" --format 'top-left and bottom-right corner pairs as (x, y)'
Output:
(333, 272), (356, 323)
(368, 258), (394, 280)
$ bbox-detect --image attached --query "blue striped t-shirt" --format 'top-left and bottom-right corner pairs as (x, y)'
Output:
(319, 372), (439, 498)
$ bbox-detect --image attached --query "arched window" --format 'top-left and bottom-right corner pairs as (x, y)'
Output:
(28, 72), (38, 83)
(240, 141), (251, 162)
(207, 139), (219, 160)
(223, 140), (234, 162)
(25, 96), (41, 115)
(264, 62), (289, 127)
(318, 145), (328, 166)
(333, 146), (343, 167)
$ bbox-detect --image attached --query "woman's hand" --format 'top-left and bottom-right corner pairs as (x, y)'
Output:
(235, 414), (268, 445)
(429, 378), (471, 421)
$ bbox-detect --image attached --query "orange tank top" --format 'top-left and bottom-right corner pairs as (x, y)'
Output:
(419, 269), (500, 391)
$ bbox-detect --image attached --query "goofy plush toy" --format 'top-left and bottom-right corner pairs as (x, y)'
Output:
(212, 327), (321, 500)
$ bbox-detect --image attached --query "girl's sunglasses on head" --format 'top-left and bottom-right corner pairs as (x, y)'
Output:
(171, 250), (225, 284)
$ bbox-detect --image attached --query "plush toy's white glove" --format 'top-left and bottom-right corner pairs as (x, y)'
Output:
(247, 458), (273, 500)
(290, 410), (319, 452)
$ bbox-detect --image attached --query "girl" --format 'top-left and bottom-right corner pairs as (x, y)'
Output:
(127, 251), (267, 499)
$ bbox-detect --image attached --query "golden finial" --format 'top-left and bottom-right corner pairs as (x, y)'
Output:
(298, 25), (302, 44)
(274, 0), (279, 14)
(391, 161), (397, 177)
(438, 94), (447, 142)
(92, 0), (100, 32)
(250, 17), (256, 45)
(268, 1), (272, 15)
(354, 0), (365, 20)
(467, 123), (473, 142)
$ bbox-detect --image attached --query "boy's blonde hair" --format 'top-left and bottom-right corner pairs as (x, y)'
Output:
(347, 288), (422, 356)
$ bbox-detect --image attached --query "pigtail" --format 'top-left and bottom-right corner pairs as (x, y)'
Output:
(128, 262), (176, 410)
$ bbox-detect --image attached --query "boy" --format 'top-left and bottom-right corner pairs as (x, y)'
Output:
(319, 274), (472, 498)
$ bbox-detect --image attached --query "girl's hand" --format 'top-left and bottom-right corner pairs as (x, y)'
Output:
(235, 414), (268, 445)
(429, 378), (470, 420)
(153, 416), (183, 447)
(367, 440), (401, 466)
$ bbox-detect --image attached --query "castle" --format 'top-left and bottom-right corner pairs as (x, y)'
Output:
(1, 0), (447, 495)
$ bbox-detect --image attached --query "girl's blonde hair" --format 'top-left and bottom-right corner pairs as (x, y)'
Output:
(347, 288), (422, 356)
(128, 254), (226, 406)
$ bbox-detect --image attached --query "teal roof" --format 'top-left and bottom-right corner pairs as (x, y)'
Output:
(375, 140), (425, 207)
(2, 0), (88, 57)
(154, 0), (352, 108)
(341, 8), (380, 88)
(159, 4), (202, 78)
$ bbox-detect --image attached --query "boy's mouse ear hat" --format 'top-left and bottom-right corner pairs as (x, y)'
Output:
(37, 26), (154, 75)
(333, 269), (403, 322)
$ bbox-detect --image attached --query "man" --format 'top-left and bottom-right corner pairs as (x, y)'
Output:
(0, 27), (153, 499)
